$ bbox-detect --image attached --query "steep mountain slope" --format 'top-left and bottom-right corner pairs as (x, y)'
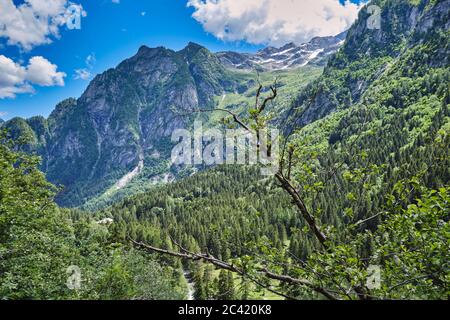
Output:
(4, 43), (252, 207)
(217, 32), (347, 71)
(4, 0), (448, 211)
(3, 42), (321, 208)
(284, 0), (450, 128)
(80, 65), (322, 210)
(274, 0), (450, 224)
(99, 0), (449, 299)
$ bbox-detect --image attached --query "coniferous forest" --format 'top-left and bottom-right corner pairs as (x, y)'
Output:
(0, 0), (449, 303)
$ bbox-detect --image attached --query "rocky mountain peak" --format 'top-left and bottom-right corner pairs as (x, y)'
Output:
(180, 42), (212, 62)
(2, 40), (244, 207)
(184, 41), (205, 51)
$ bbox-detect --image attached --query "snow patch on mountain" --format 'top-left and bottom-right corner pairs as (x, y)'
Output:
(216, 31), (347, 71)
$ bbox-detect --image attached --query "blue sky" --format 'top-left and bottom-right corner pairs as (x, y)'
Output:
(0, 0), (364, 120)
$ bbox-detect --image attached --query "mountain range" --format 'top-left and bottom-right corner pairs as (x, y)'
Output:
(2, 0), (449, 211)
(217, 31), (347, 70)
(2, 0), (449, 301)
(1, 36), (337, 207)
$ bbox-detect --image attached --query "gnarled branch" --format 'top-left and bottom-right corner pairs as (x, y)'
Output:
(129, 237), (339, 300)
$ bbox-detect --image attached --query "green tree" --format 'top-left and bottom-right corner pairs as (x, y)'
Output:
(0, 133), (76, 299)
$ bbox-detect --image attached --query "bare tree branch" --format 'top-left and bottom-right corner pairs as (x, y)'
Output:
(275, 172), (328, 246)
(287, 146), (294, 180)
(259, 84), (278, 113)
(129, 237), (339, 300)
(255, 84), (263, 112)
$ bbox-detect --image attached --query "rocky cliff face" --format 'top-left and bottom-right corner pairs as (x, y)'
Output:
(216, 32), (347, 71)
(284, 0), (450, 129)
(5, 43), (245, 207)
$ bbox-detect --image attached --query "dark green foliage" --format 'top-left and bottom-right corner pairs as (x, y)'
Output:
(0, 133), (185, 300)
(1, 0), (448, 300)
(284, 0), (449, 128)
(104, 165), (295, 256)
(216, 270), (235, 300)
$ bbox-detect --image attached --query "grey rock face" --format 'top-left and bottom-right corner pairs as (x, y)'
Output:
(283, 0), (450, 130)
(9, 43), (241, 207)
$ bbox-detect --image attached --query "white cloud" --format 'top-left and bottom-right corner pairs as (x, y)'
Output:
(73, 53), (96, 81)
(0, 55), (27, 88)
(85, 53), (96, 69)
(0, 111), (8, 117)
(187, 0), (364, 46)
(74, 68), (91, 80)
(26, 0), (68, 16)
(0, 55), (32, 98)
(0, 55), (66, 99)
(112, 0), (120, 4)
(0, 0), (86, 50)
(26, 56), (66, 86)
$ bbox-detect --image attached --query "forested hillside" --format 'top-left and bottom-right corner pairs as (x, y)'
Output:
(0, 133), (186, 299)
(98, 0), (450, 299)
(0, 0), (448, 301)
(286, 0), (448, 124)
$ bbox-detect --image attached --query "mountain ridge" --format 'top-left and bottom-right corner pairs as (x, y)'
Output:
(3, 0), (449, 209)
(4, 42), (249, 206)
(216, 31), (347, 71)
(283, 0), (450, 128)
